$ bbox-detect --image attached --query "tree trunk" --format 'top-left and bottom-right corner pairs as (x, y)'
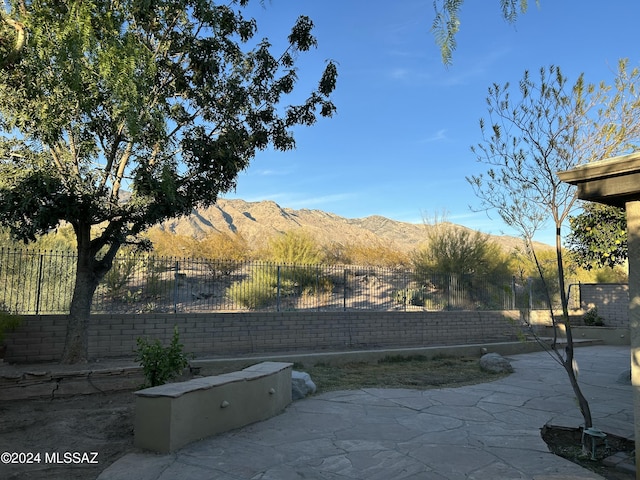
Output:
(562, 321), (593, 429)
(60, 225), (101, 364)
(554, 225), (593, 430)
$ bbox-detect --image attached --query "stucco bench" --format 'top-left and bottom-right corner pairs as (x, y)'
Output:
(134, 361), (293, 453)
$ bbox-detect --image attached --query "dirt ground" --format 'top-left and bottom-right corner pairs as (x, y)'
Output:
(542, 425), (636, 480)
(0, 390), (135, 480)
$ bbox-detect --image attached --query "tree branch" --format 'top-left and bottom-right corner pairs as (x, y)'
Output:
(100, 123), (126, 191)
(0, 7), (28, 69)
(111, 142), (133, 201)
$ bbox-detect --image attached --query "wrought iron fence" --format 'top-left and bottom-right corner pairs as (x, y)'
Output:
(0, 248), (76, 314)
(0, 247), (571, 314)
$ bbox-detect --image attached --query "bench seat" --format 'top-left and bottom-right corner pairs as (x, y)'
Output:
(134, 361), (293, 453)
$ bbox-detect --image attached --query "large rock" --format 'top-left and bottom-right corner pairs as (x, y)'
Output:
(479, 353), (513, 374)
(292, 371), (317, 400)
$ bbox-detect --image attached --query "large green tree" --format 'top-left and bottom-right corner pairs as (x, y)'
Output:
(567, 203), (627, 270)
(0, 0), (337, 363)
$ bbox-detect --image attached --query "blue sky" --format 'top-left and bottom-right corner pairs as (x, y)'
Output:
(222, 1), (640, 245)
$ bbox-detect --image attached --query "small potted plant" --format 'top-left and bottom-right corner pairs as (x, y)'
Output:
(0, 309), (23, 361)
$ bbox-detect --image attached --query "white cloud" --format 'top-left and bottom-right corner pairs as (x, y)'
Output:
(418, 129), (449, 143)
(254, 168), (293, 176)
(387, 66), (434, 84)
(390, 68), (410, 80)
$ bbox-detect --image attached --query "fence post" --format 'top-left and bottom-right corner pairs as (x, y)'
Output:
(578, 281), (582, 309)
(35, 253), (44, 315)
(173, 260), (180, 314)
(343, 269), (347, 311)
(276, 265), (281, 312)
(316, 265), (320, 311)
(403, 270), (407, 312)
(511, 275), (516, 309)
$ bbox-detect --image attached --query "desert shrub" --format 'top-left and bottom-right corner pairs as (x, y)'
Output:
(593, 266), (628, 283)
(583, 307), (605, 326)
(265, 230), (324, 264)
(135, 326), (190, 387)
(324, 241), (410, 267)
(279, 264), (332, 292)
(228, 263), (333, 310)
(228, 267), (278, 309)
(197, 232), (251, 262)
(103, 253), (139, 300)
(0, 225), (77, 251)
(393, 288), (425, 306)
(150, 229), (251, 276)
(509, 247), (566, 286)
(143, 256), (174, 298)
(0, 306), (22, 343)
(148, 228), (252, 262)
(146, 229), (197, 257)
(411, 224), (511, 278)
(197, 233), (251, 277)
(322, 242), (350, 264)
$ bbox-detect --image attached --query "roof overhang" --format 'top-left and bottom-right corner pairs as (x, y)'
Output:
(557, 151), (640, 208)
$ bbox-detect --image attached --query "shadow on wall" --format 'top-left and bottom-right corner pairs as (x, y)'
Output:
(580, 283), (629, 328)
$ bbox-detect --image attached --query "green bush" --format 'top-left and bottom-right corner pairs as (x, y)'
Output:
(143, 256), (173, 298)
(228, 264), (333, 310)
(411, 223), (511, 278)
(0, 308), (22, 343)
(393, 288), (425, 306)
(583, 307), (605, 326)
(266, 230), (324, 264)
(103, 253), (138, 300)
(135, 326), (190, 387)
(228, 268), (278, 309)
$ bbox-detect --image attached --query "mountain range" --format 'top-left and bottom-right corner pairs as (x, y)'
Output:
(153, 199), (544, 253)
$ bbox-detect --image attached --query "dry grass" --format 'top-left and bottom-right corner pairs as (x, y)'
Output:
(296, 354), (508, 393)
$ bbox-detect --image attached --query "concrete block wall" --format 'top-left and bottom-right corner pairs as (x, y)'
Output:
(3, 315), (67, 363)
(4, 310), (523, 364)
(579, 283), (629, 327)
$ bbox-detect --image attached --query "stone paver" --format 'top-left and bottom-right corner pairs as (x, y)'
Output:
(98, 346), (633, 480)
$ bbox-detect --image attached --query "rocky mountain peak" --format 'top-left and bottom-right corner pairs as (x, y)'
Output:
(155, 198), (535, 253)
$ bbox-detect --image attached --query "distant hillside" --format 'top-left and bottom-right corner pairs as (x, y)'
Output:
(153, 198), (545, 253)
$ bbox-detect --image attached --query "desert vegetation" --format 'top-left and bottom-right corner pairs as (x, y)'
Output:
(0, 222), (628, 315)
